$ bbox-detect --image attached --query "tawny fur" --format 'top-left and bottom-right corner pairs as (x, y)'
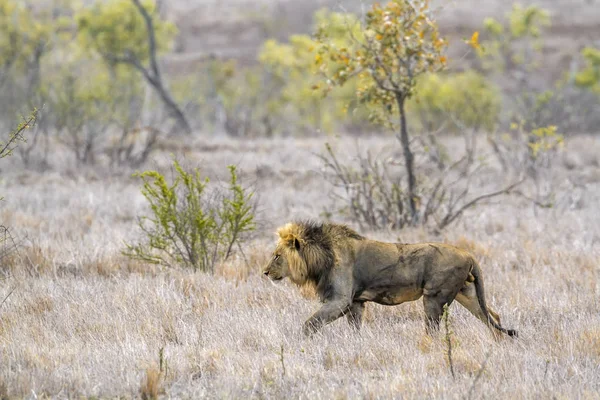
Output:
(264, 221), (517, 337)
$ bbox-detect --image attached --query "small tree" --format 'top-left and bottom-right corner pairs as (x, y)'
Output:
(124, 161), (255, 272)
(77, 0), (191, 134)
(316, 0), (447, 223)
(0, 0), (72, 119)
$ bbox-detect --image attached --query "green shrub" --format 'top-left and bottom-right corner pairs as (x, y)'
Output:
(178, 9), (372, 137)
(1, 110), (38, 261)
(124, 161), (255, 272)
(478, 4), (550, 73)
(194, 58), (285, 137)
(488, 122), (563, 178)
(408, 71), (501, 133)
(575, 47), (600, 94)
(76, 0), (176, 62)
(257, 9), (369, 134)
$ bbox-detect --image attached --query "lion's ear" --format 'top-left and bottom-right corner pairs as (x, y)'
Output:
(276, 223), (304, 250)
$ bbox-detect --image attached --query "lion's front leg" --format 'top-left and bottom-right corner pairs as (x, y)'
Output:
(346, 302), (365, 330)
(303, 301), (351, 336)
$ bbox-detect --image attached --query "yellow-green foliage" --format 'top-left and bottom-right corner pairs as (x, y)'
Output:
(527, 124), (563, 159)
(506, 4), (550, 37)
(0, 0), (37, 69)
(76, 0), (176, 63)
(124, 161), (255, 272)
(170, 58), (286, 136)
(44, 58), (143, 133)
(497, 121), (563, 165)
(0, 0), (74, 118)
(258, 9), (366, 133)
(0, 110), (37, 160)
(409, 71), (501, 133)
(0, 0), (70, 70)
(479, 4), (550, 72)
(575, 47), (600, 94)
(209, 59), (275, 135)
(316, 0), (447, 129)
(0, 110), (37, 203)
(0, 0), (148, 132)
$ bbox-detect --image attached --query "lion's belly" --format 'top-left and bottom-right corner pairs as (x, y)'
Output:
(356, 287), (423, 305)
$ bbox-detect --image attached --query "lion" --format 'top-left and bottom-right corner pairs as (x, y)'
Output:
(263, 221), (517, 337)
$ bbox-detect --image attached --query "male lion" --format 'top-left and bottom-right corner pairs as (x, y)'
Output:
(263, 221), (517, 337)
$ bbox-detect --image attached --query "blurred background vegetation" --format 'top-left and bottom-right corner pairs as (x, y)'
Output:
(0, 0), (598, 168)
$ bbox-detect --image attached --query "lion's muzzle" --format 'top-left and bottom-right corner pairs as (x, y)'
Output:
(263, 267), (283, 281)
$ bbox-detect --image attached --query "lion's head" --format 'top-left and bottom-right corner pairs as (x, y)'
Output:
(263, 221), (362, 286)
(262, 222), (309, 284)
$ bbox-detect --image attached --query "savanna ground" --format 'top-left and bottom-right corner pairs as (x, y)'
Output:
(1, 0), (600, 398)
(1, 134), (600, 398)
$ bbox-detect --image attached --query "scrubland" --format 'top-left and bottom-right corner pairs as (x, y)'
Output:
(1, 135), (599, 399)
(0, 0), (599, 397)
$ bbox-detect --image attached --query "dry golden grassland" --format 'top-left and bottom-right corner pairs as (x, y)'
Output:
(1, 135), (600, 398)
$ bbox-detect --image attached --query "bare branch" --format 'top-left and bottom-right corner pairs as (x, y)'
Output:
(438, 179), (525, 229)
(512, 189), (554, 208)
(1, 110), (38, 159)
(466, 351), (493, 400)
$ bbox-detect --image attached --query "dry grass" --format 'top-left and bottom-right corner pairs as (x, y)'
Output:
(0, 134), (599, 398)
(140, 365), (164, 400)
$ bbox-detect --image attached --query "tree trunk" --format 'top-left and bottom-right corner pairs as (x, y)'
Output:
(149, 76), (192, 135)
(396, 93), (418, 224)
(131, 0), (192, 135)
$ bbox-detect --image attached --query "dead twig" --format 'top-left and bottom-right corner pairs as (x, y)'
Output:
(1, 286), (16, 309)
(466, 350), (492, 400)
(437, 179), (525, 230)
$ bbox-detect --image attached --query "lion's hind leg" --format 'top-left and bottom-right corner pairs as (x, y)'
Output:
(422, 288), (460, 335)
(455, 282), (501, 332)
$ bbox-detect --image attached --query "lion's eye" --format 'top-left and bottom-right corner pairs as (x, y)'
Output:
(274, 254), (280, 260)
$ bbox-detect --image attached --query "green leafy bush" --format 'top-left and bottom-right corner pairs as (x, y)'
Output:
(258, 9), (368, 134)
(489, 122), (563, 169)
(478, 4), (550, 73)
(575, 47), (600, 94)
(76, 0), (176, 63)
(177, 9), (371, 137)
(189, 58), (285, 137)
(409, 71), (501, 133)
(124, 161), (255, 272)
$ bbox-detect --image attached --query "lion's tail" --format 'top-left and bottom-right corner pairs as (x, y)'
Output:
(470, 260), (518, 338)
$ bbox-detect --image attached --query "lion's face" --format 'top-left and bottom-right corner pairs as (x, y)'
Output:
(262, 250), (290, 281)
